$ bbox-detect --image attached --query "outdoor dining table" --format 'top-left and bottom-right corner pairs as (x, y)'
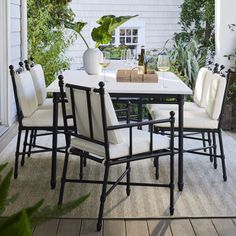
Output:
(47, 69), (192, 191)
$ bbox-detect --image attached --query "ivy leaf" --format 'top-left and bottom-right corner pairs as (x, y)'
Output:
(91, 15), (138, 47)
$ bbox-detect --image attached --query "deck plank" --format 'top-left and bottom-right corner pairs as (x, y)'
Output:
(126, 220), (149, 236)
(33, 219), (59, 236)
(80, 219), (102, 236)
(57, 219), (81, 236)
(190, 219), (217, 236)
(147, 220), (172, 236)
(103, 220), (126, 236)
(170, 219), (195, 236)
(212, 218), (236, 236)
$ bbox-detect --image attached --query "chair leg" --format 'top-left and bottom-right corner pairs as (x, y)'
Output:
(28, 129), (35, 158)
(212, 132), (217, 169)
(126, 162), (131, 196)
(97, 164), (110, 231)
(21, 130), (29, 166)
(80, 156), (84, 180)
(58, 152), (70, 205)
(33, 130), (37, 145)
(218, 130), (227, 181)
(83, 157), (87, 167)
(170, 152), (175, 215)
(14, 129), (22, 179)
(202, 132), (206, 152)
(154, 157), (159, 180)
(207, 132), (213, 162)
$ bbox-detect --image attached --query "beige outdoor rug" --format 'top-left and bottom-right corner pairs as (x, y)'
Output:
(1, 132), (236, 218)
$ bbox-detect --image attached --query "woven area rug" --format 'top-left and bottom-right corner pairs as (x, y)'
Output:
(1, 132), (236, 218)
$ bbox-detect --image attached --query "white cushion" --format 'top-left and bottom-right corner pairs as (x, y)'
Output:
(38, 98), (53, 109)
(66, 87), (124, 144)
(150, 109), (219, 129)
(70, 129), (170, 159)
(30, 64), (47, 105)
(147, 102), (204, 113)
(22, 108), (72, 127)
(193, 68), (211, 108)
(207, 73), (226, 120)
(15, 71), (38, 117)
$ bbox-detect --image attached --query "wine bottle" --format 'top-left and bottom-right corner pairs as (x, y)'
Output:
(138, 45), (145, 66)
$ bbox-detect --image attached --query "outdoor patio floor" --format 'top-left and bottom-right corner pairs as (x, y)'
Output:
(33, 218), (236, 236)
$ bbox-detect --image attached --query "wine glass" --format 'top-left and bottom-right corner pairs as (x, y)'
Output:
(120, 49), (127, 65)
(157, 52), (170, 88)
(100, 51), (111, 82)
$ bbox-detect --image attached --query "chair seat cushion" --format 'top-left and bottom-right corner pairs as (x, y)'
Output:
(150, 109), (218, 129)
(147, 102), (204, 113)
(70, 129), (170, 159)
(22, 108), (72, 127)
(38, 98), (53, 109)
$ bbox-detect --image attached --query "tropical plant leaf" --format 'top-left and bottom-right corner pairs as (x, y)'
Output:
(64, 21), (87, 34)
(0, 168), (13, 215)
(30, 194), (90, 226)
(0, 210), (32, 236)
(92, 15), (137, 47)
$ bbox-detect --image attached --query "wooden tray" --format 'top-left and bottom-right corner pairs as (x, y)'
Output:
(117, 69), (158, 83)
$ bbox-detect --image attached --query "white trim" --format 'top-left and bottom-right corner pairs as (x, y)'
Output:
(0, 0), (10, 126)
(21, 0), (28, 59)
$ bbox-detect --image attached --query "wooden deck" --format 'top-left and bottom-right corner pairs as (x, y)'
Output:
(33, 218), (236, 236)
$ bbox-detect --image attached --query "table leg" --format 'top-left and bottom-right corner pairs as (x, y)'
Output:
(178, 95), (184, 191)
(51, 92), (59, 189)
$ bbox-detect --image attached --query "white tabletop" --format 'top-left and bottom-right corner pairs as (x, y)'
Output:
(47, 70), (192, 95)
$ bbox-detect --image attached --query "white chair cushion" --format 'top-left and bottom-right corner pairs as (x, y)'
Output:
(22, 108), (72, 127)
(147, 102), (204, 113)
(30, 64), (47, 105)
(206, 73), (226, 120)
(150, 109), (218, 129)
(15, 71), (38, 117)
(193, 68), (211, 108)
(66, 87), (124, 144)
(70, 129), (170, 159)
(38, 98), (53, 109)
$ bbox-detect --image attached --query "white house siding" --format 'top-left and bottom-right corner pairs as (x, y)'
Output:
(67, 0), (183, 69)
(9, 0), (22, 124)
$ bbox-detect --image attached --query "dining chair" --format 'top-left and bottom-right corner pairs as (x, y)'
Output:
(148, 69), (232, 182)
(9, 65), (71, 189)
(57, 75), (175, 231)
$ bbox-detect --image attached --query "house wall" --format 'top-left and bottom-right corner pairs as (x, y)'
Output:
(67, 0), (183, 69)
(215, 0), (236, 68)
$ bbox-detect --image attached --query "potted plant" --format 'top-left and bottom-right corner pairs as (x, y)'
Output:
(66, 15), (137, 74)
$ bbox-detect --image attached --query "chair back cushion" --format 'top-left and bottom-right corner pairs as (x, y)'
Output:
(66, 87), (124, 144)
(193, 68), (211, 107)
(206, 73), (226, 120)
(15, 71), (38, 117)
(30, 64), (47, 105)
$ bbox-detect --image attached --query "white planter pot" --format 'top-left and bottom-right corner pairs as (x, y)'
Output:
(83, 48), (103, 75)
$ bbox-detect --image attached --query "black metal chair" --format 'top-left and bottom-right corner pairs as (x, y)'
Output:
(148, 69), (232, 182)
(58, 75), (176, 231)
(9, 65), (71, 189)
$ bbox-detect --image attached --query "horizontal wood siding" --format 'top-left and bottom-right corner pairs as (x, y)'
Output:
(67, 0), (183, 69)
(10, 0), (22, 123)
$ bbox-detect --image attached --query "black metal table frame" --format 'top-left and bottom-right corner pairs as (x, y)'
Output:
(50, 92), (184, 191)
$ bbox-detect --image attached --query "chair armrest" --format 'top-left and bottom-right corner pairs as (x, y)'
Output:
(107, 112), (175, 131)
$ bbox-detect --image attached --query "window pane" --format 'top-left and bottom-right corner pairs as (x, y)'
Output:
(133, 37), (138, 43)
(120, 29), (125, 36)
(111, 37), (115, 44)
(112, 30), (115, 36)
(120, 37), (125, 44)
(133, 29), (138, 36)
(126, 37), (131, 43)
(126, 29), (131, 36)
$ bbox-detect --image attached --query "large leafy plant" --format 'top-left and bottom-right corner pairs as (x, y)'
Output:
(67, 15), (137, 49)
(0, 163), (89, 236)
(28, 0), (86, 85)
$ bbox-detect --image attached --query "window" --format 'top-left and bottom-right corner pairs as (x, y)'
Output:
(119, 28), (139, 45)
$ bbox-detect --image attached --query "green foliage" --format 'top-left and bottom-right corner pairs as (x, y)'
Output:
(27, 0), (86, 85)
(169, 36), (208, 89)
(178, 0), (215, 48)
(102, 45), (129, 59)
(91, 15), (138, 48)
(0, 163), (89, 236)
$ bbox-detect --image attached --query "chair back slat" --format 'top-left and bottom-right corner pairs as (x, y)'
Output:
(86, 90), (94, 140)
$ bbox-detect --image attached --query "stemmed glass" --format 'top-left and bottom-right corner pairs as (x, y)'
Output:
(120, 49), (127, 64)
(126, 49), (135, 68)
(99, 51), (111, 82)
(157, 52), (170, 88)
